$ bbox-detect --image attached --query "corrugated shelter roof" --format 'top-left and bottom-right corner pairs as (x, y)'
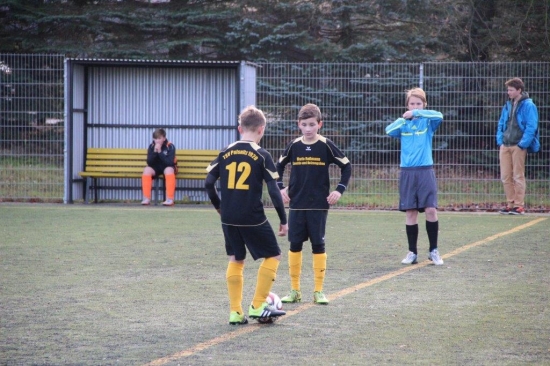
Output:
(66, 58), (259, 68)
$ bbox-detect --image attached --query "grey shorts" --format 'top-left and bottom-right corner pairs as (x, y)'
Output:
(398, 166), (438, 212)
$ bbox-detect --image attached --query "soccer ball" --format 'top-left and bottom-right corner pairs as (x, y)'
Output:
(266, 291), (283, 310)
(258, 292), (283, 324)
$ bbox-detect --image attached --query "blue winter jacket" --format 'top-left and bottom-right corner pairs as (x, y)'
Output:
(496, 96), (539, 150)
(385, 109), (443, 168)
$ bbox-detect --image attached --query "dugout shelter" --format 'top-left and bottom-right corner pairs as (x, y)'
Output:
(64, 58), (257, 204)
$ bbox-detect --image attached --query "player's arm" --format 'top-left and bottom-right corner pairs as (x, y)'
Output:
(336, 162), (352, 194)
(385, 118), (406, 138)
(517, 102), (539, 150)
(276, 145), (293, 202)
(496, 104), (509, 146)
(267, 180), (288, 235)
(413, 109), (443, 130)
(276, 152), (290, 187)
(146, 143), (156, 166)
(413, 109), (443, 120)
(158, 144), (176, 166)
(327, 162), (351, 205)
(204, 173), (221, 213)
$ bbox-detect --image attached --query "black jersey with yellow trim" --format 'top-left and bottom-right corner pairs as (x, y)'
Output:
(206, 140), (279, 226)
(276, 135), (351, 210)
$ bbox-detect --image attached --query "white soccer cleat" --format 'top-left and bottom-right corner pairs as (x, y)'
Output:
(429, 249), (444, 265)
(401, 251), (418, 264)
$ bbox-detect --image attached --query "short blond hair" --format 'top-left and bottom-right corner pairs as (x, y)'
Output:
(405, 88), (427, 107)
(238, 105), (266, 131)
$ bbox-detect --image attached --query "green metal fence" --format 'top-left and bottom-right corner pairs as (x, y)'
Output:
(0, 54), (65, 202)
(0, 55), (548, 211)
(256, 62), (549, 211)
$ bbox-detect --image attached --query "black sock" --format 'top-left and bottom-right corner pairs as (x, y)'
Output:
(426, 220), (439, 252)
(406, 224), (418, 254)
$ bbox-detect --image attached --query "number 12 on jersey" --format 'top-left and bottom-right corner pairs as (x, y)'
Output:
(225, 162), (251, 189)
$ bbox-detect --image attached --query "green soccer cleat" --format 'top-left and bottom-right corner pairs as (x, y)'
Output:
(281, 289), (302, 303)
(313, 291), (329, 305)
(248, 302), (286, 320)
(229, 311), (248, 325)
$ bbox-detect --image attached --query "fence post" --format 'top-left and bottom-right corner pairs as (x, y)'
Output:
(419, 63), (424, 89)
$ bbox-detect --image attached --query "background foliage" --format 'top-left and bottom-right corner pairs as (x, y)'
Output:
(1, 0), (549, 62)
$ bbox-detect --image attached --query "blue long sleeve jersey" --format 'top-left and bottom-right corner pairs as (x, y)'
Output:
(385, 109), (443, 168)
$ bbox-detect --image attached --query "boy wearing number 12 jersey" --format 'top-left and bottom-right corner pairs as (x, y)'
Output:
(205, 105), (288, 325)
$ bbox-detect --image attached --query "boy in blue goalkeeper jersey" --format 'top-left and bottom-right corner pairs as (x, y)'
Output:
(385, 88), (444, 266)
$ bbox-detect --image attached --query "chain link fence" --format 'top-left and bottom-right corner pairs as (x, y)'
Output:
(0, 54), (65, 202)
(1, 55), (548, 210)
(256, 62), (549, 211)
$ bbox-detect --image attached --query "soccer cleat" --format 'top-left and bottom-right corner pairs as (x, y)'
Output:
(509, 207), (525, 215)
(141, 198), (151, 205)
(313, 291), (329, 305)
(229, 311), (248, 325)
(401, 251), (418, 264)
(499, 207), (510, 215)
(248, 302), (286, 320)
(281, 289), (302, 303)
(429, 249), (444, 265)
(162, 199), (174, 206)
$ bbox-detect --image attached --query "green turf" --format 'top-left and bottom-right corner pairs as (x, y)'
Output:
(1, 204), (548, 365)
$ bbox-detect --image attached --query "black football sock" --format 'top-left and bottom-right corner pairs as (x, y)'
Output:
(406, 224), (418, 255)
(426, 220), (439, 252)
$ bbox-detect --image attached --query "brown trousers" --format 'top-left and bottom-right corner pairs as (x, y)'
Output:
(499, 145), (527, 208)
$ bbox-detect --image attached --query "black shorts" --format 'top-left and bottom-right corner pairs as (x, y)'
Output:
(398, 166), (438, 212)
(150, 164), (175, 176)
(222, 221), (281, 261)
(288, 209), (328, 245)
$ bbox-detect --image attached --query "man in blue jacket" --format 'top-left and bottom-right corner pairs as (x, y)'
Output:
(496, 78), (539, 215)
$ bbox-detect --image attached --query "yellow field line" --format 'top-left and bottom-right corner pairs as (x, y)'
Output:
(143, 216), (545, 366)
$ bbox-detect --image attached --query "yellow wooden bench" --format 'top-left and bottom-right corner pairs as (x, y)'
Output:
(79, 148), (219, 204)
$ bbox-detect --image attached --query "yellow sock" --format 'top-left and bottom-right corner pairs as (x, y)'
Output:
(226, 262), (244, 314)
(165, 173), (176, 200)
(288, 250), (302, 291)
(252, 257), (279, 309)
(141, 174), (152, 199)
(313, 253), (327, 292)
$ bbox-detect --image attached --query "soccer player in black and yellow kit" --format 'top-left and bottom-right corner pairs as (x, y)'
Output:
(205, 105), (288, 325)
(277, 103), (352, 305)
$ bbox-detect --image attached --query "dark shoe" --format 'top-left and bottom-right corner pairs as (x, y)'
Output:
(509, 207), (525, 215)
(499, 207), (510, 215)
(248, 302), (286, 322)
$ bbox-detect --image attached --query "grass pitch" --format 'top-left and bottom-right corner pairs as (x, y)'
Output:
(1, 203), (549, 365)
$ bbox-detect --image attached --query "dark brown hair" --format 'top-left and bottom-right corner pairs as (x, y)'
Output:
(298, 103), (322, 122)
(152, 128), (166, 139)
(505, 77), (525, 92)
